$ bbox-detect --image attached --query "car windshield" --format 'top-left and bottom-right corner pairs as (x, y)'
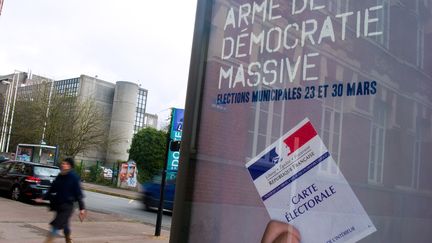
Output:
(34, 166), (60, 177)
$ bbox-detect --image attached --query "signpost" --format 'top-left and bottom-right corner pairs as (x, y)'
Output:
(155, 108), (184, 236)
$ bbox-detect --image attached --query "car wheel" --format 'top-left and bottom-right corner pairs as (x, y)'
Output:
(143, 200), (151, 211)
(143, 198), (153, 211)
(144, 203), (151, 211)
(11, 186), (21, 201)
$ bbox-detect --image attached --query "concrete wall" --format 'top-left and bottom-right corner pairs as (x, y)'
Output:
(75, 75), (116, 162)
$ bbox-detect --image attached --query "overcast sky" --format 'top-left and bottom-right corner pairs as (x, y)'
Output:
(0, 0), (197, 126)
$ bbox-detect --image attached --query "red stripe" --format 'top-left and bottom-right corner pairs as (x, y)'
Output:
(283, 122), (317, 155)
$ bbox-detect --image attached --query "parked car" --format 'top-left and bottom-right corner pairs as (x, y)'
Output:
(0, 160), (60, 201)
(0, 155), (9, 163)
(142, 176), (176, 211)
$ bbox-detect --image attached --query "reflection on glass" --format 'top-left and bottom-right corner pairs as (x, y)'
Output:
(180, 0), (432, 242)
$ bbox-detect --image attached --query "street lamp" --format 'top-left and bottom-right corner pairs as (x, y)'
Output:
(40, 79), (54, 147)
(4, 72), (20, 153)
(0, 71), (23, 153)
(0, 75), (15, 153)
(0, 79), (11, 152)
(0, 72), (56, 156)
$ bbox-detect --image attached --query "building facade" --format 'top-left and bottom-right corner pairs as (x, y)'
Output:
(0, 73), (149, 164)
(143, 113), (158, 129)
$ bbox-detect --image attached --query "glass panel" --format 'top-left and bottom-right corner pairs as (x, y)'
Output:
(34, 166), (60, 177)
(271, 115), (281, 138)
(175, 1), (432, 242)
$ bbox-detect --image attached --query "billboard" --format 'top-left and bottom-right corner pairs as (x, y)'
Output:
(167, 108), (184, 179)
(170, 108), (184, 141)
(118, 161), (137, 188)
(171, 1), (432, 243)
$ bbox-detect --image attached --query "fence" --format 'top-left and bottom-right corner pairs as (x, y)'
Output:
(75, 160), (120, 186)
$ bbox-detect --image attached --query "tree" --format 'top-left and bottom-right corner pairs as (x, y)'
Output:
(10, 82), (110, 159)
(128, 127), (167, 183)
(10, 83), (52, 149)
(45, 97), (108, 158)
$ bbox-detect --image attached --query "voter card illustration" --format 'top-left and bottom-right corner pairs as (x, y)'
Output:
(246, 118), (376, 243)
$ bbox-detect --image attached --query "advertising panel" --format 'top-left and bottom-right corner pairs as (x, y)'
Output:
(170, 108), (184, 141)
(167, 108), (184, 180)
(171, 1), (432, 243)
(16, 146), (32, 162)
(118, 161), (137, 188)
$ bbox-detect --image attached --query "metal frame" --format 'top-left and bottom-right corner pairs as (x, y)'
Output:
(169, 0), (214, 242)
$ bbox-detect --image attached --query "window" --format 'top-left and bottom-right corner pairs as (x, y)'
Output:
(134, 89), (148, 133)
(34, 166), (60, 177)
(54, 78), (80, 96)
(320, 98), (343, 174)
(248, 85), (284, 157)
(372, 0), (390, 48)
(412, 122), (422, 189)
(23, 165), (33, 176)
(0, 162), (12, 173)
(328, 0), (350, 14)
(417, 24), (425, 68)
(9, 162), (25, 174)
(412, 103), (427, 189)
(368, 102), (386, 184)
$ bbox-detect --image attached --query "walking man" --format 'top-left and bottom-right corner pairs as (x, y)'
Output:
(41, 158), (86, 243)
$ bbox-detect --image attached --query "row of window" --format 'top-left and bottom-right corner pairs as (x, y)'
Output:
(134, 89), (148, 133)
(249, 87), (427, 188)
(327, 0), (425, 68)
(248, 64), (429, 190)
(54, 78), (80, 96)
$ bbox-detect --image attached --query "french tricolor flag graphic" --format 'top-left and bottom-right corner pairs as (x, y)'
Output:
(247, 120), (318, 181)
(283, 121), (317, 156)
(248, 148), (280, 180)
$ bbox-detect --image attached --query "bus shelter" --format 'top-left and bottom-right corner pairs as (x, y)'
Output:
(15, 143), (58, 165)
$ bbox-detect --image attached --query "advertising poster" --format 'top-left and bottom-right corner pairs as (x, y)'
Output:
(16, 146), (32, 162)
(126, 161), (137, 187)
(171, 1), (432, 243)
(167, 108), (184, 180)
(170, 108), (184, 141)
(118, 161), (137, 188)
(119, 163), (128, 183)
(246, 118), (375, 242)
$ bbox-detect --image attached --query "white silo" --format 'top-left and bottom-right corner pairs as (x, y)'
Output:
(106, 81), (138, 163)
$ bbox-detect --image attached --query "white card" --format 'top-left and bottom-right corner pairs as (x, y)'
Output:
(246, 118), (376, 243)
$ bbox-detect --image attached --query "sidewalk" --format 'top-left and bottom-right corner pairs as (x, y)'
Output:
(0, 197), (169, 243)
(81, 182), (141, 200)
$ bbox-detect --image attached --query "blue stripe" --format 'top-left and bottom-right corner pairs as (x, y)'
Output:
(262, 152), (330, 201)
(248, 148), (280, 180)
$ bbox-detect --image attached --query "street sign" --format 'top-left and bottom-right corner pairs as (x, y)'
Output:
(167, 108), (184, 180)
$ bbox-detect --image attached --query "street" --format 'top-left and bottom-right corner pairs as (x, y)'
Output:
(84, 190), (172, 230)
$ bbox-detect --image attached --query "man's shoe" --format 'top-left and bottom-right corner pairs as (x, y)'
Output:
(43, 234), (55, 243)
(65, 233), (74, 243)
